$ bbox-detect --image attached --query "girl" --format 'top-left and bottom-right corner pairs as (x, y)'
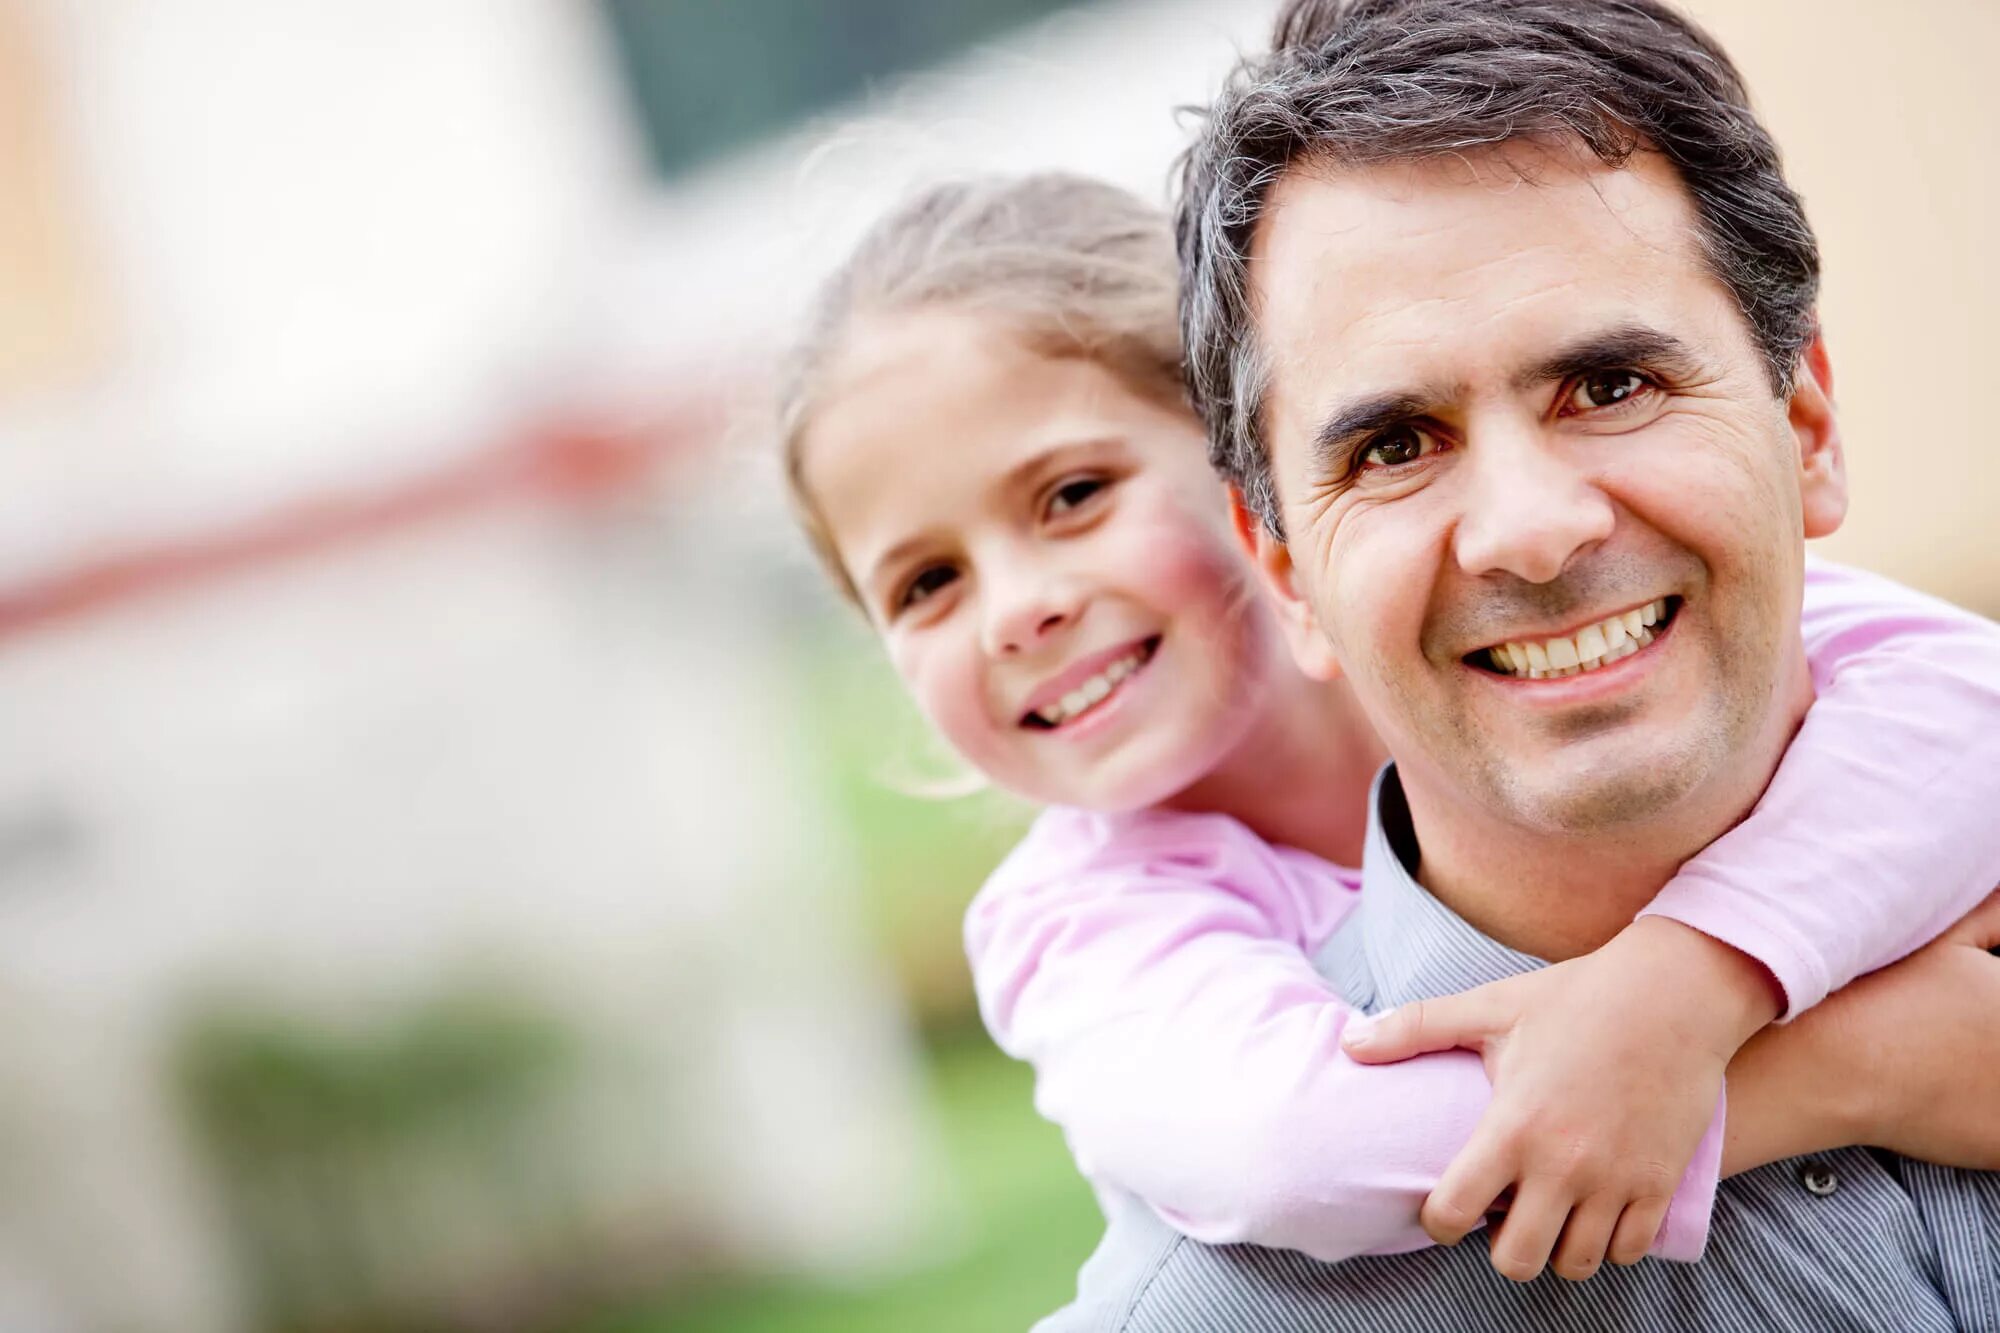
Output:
(776, 172), (2000, 1282)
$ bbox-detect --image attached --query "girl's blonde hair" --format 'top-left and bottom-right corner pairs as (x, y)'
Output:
(777, 172), (1184, 605)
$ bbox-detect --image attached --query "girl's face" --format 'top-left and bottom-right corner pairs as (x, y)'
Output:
(800, 308), (1288, 812)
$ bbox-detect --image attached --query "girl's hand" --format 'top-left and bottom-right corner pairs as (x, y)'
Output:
(1340, 917), (1780, 1282)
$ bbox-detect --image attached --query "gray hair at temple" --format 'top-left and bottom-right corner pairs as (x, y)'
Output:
(1176, 0), (1821, 537)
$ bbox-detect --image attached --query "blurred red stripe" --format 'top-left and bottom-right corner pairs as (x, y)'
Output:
(0, 406), (711, 642)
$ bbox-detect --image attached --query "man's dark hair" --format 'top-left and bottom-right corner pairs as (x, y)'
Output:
(1178, 0), (1820, 535)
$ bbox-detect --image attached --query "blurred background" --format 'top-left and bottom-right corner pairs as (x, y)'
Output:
(0, 2), (1992, 1330)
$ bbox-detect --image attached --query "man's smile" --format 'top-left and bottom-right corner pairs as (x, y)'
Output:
(1469, 597), (1682, 681)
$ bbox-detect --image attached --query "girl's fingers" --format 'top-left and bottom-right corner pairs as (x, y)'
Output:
(1549, 1191), (1625, 1282)
(1421, 1129), (1520, 1247)
(1484, 1178), (1570, 1283)
(1342, 989), (1501, 1063)
(1607, 1194), (1670, 1267)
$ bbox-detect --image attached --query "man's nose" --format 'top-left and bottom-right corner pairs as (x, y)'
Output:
(979, 566), (1083, 658)
(1450, 426), (1616, 584)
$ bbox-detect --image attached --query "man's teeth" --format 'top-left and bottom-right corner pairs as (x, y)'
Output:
(1036, 650), (1147, 726)
(1487, 599), (1668, 680)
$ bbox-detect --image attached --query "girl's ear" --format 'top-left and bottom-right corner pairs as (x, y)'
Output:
(1227, 486), (1343, 682)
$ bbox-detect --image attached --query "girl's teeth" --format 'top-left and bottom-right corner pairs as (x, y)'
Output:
(1486, 599), (1669, 680)
(1033, 647), (1150, 726)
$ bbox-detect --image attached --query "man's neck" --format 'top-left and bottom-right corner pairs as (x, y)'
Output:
(1397, 658), (1816, 962)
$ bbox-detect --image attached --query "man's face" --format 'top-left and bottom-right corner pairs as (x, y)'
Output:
(1244, 143), (1846, 835)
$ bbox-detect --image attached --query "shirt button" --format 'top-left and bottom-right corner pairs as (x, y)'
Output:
(1799, 1163), (1839, 1197)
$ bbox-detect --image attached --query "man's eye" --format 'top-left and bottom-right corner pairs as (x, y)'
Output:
(1565, 369), (1651, 413)
(1359, 425), (1435, 470)
(898, 564), (958, 611)
(1047, 476), (1108, 516)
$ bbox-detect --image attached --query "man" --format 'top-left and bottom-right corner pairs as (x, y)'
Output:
(1045, 1), (2000, 1327)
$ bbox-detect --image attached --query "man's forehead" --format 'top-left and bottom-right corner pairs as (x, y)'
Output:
(1247, 144), (1712, 388)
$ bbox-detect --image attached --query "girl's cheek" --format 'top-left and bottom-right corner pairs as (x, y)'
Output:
(896, 634), (994, 762)
(1129, 509), (1257, 617)
(1135, 508), (1284, 692)
(885, 635), (949, 737)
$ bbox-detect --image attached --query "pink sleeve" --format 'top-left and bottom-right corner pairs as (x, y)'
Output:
(1641, 558), (2000, 1019)
(970, 806), (1720, 1262)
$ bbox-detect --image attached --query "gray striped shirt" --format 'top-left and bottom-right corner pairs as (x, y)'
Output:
(1039, 767), (2000, 1332)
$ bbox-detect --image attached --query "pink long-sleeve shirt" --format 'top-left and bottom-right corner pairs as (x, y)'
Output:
(966, 558), (2000, 1265)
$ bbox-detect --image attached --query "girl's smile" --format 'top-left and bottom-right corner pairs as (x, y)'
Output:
(1019, 634), (1160, 731)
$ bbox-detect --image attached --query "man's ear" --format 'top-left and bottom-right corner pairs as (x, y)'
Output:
(1226, 485), (1343, 682)
(1789, 327), (1848, 539)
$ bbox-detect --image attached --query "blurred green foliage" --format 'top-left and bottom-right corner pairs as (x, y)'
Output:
(563, 622), (1104, 1331)
(175, 989), (586, 1332)
(791, 621), (1032, 1030)
(580, 1030), (1102, 1333)
(171, 623), (1095, 1333)
(179, 992), (576, 1145)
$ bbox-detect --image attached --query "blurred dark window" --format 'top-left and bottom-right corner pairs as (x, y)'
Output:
(597, 0), (1087, 179)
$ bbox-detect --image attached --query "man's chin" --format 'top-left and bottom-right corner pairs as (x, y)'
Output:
(1486, 747), (1707, 834)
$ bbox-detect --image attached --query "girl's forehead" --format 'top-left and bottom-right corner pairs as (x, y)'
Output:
(813, 310), (1038, 439)
(805, 311), (1168, 495)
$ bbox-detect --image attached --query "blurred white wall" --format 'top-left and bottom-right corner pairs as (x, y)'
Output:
(0, 3), (955, 1329)
(4, 0), (643, 582)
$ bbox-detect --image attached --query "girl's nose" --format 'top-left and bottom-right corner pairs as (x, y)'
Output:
(981, 572), (1083, 658)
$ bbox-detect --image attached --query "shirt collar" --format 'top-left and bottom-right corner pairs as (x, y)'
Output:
(1316, 765), (1548, 1013)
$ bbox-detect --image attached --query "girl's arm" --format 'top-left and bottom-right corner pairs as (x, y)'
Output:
(1723, 892), (2000, 1176)
(968, 806), (1722, 1264)
(1641, 557), (2000, 1015)
(976, 809), (2000, 1282)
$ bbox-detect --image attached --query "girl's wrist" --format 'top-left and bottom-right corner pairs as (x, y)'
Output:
(1615, 917), (1783, 1055)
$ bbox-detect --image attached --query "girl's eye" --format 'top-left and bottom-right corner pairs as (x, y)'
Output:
(1563, 369), (1653, 414)
(1359, 424), (1439, 470)
(897, 563), (958, 613)
(1046, 476), (1108, 517)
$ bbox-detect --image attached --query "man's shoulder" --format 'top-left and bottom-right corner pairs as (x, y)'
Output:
(1032, 1189), (1184, 1333)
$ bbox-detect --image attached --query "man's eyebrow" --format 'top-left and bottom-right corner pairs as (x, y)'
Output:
(1512, 325), (1702, 389)
(1308, 391), (1436, 481)
(1301, 328), (1701, 483)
